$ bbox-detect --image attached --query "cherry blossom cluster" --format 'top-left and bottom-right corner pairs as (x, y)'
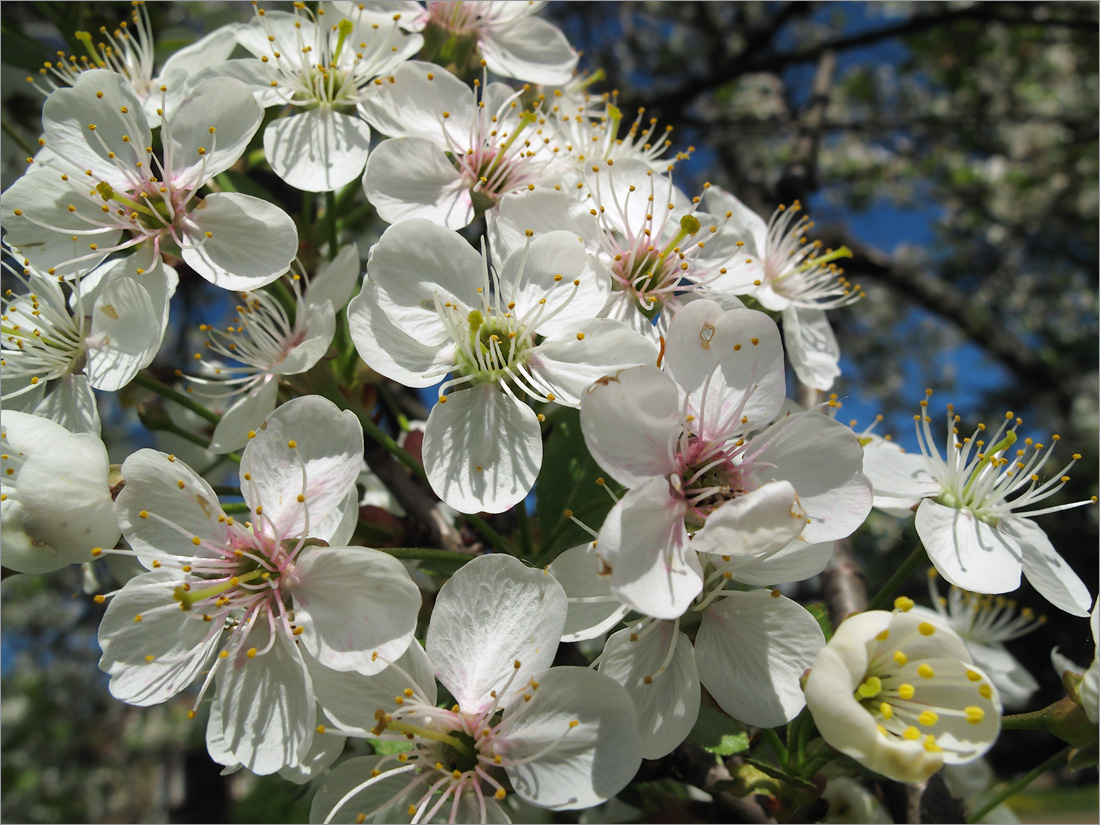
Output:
(1, 2), (1095, 823)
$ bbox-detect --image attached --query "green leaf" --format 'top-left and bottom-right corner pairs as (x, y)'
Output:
(534, 408), (617, 557)
(688, 706), (751, 756)
(805, 601), (834, 641)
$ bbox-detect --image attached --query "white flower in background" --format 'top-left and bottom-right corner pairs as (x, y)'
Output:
(26, 1), (241, 127)
(819, 777), (893, 824)
(2, 248), (175, 434)
(360, 61), (569, 230)
(701, 190), (863, 391)
(2, 69), (297, 286)
(915, 570), (1042, 710)
(308, 554), (641, 823)
(416, 1), (579, 85)
(1051, 597), (1099, 724)
(347, 218), (654, 513)
(1, 410), (119, 574)
(579, 299), (871, 618)
(229, 3), (422, 192)
(549, 543), (828, 758)
(863, 391), (1095, 616)
(802, 604), (1002, 783)
(187, 244), (361, 454)
(97, 396), (421, 775)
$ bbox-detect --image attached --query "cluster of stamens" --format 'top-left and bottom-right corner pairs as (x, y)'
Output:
(758, 201), (862, 307)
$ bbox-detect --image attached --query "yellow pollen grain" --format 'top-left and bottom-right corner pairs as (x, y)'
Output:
(494, 789), (506, 800)
(979, 684), (993, 699)
(894, 650), (908, 666)
(918, 710), (938, 727)
(902, 726), (920, 741)
(918, 663), (935, 679)
(288, 440), (297, 448)
(177, 480), (185, 489)
(965, 706), (985, 724)
(898, 683), (915, 700)
(918, 622), (936, 636)
(220, 650), (229, 659)
(297, 494), (305, 503)
(192, 536), (201, 545)
(879, 702), (893, 720)
(139, 510), (149, 519)
(966, 668), (983, 682)
(894, 596), (914, 612)
(246, 647), (257, 658)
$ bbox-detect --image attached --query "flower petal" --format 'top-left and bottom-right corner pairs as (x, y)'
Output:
(363, 137), (473, 229)
(916, 500), (1022, 594)
(85, 275), (162, 391)
(690, 480), (808, 560)
(783, 305), (840, 392)
(265, 108), (372, 193)
(479, 15), (577, 85)
(1006, 517), (1092, 616)
(548, 543), (631, 642)
(347, 285), (456, 387)
(165, 76), (262, 189)
(209, 376), (279, 455)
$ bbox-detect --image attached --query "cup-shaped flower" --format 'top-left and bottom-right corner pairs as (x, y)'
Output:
(2, 248), (175, 434)
(309, 554), (641, 823)
(803, 606), (1002, 783)
(348, 218), (654, 513)
(863, 392), (1095, 616)
(98, 395), (421, 774)
(3, 69), (297, 286)
(1, 410), (119, 574)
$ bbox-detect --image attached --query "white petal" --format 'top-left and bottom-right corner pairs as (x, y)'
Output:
(700, 186), (769, 260)
(265, 108), (372, 193)
(309, 754), (426, 824)
(598, 623), (700, 759)
(85, 275), (161, 391)
(548, 543), (631, 642)
(365, 218), (483, 343)
(490, 191), (601, 263)
(916, 500), (1023, 594)
(862, 437), (940, 504)
(347, 285), (456, 386)
(528, 319), (658, 408)
(209, 376), (279, 455)
(290, 545), (420, 674)
(311, 642), (437, 735)
(164, 77), (262, 188)
(115, 449), (226, 564)
(363, 137), (473, 229)
(578, 364), (680, 488)
(598, 478), (703, 620)
(358, 61), (475, 141)
(423, 384), (542, 514)
(272, 301), (335, 375)
(696, 590), (824, 727)
(664, 300), (786, 441)
(690, 480), (808, 560)
(498, 667), (640, 809)
(748, 411), (872, 543)
(43, 70), (150, 188)
(240, 395), (363, 540)
(306, 242), (361, 313)
(217, 614), (315, 775)
(161, 23), (243, 77)
(97, 570), (221, 706)
(278, 712), (346, 784)
(730, 540), (835, 586)
(1006, 517), (1092, 616)
(33, 374), (101, 435)
(783, 306), (841, 392)
(182, 192), (297, 290)
(479, 16), (578, 85)
(426, 554), (566, 715)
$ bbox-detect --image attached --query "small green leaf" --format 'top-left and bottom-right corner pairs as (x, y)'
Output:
(805, 601), (834, 641)
(688, 706), (751, 756)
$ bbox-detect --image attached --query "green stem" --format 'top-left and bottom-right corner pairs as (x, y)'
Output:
(325, 190), (339, 259)
(356, 519), (400, 542)
(377, 547), (476, 564)
(517, 503), (533, 557)
(223, 502), (251, 514)
(464, 513), (517, 555)
(211, 485), (242, 497)
(966, 746), (1070, 824)
(1001, 710), (1050, 731)
(761, 728), (788, 765)
(1, 120), (34, 156)
(133, 372), (220, 425)
(156, 421), (240, 464)
(865, 544), (928, 611)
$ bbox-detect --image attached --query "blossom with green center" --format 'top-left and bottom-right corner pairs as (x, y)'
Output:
(863, 390), (1095, 616)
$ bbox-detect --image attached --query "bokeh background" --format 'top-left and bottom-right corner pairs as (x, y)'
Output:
(1, 2), (1096, 821)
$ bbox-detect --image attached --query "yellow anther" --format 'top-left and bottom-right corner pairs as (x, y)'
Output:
(965, 706), (985, 724)
(917, 663), (935, 679)
(879, 702), (893, 720)
(923, 734), (942, 753)
(875, 629), (890, 641)
(918, 710), (938, 727)
(898, 683), (915, 700)
(894, 650), (908, 666)
(902, 726), (920, 741)
(918, 622), (936, 636)
(978, 684), (993, 699)
(288, 440), (297, 448)
(192, 536), (201, 545)
(316, 724), (326, 734)
(246, 647), (257, 658)
(494, 789), (506, 800)
(894, 596), (914, 612)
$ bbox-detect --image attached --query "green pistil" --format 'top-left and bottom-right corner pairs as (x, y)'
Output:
(385, 720), (477, 757)
(74, 31), (106, 67)
(173, 568), (265, 611)
(95, 182), (159, 220)
(961, 429), (1017, 500)
(796, 245), (853, 274)
(332, 18), (354, 64)
(856, 675), (883, 700)
(482, 111), (537, 183)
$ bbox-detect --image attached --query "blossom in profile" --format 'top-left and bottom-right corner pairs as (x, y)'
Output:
(308, 554), (641, 823)
(230, 3), (422, 191)
(2, 248), (175, 434)
(187, 245), (361, 454)
(863, 391), (1095, 616)
(347, 218), (654, 513)
(1, 410), (119, 574)
(97, 396), (421, 775)
(3, 69), (297, 286)
(803, 604), (1002, 783)
(701, 189), (862, 391)
(1051, 597), (1099, 724)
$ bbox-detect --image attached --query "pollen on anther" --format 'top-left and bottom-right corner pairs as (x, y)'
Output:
(246, 647), (258, 658)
